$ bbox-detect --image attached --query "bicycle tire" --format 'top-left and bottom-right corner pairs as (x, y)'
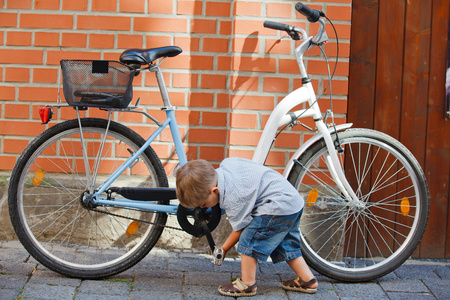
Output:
(8, 118), (168, 279)
(287, 128), (429, 282)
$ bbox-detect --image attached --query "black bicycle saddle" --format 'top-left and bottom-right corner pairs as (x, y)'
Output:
(120, 46), (182, 65)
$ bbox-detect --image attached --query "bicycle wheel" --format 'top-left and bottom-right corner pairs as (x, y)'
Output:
(8, 118), (168, 279)
(287, 128), (429, 282)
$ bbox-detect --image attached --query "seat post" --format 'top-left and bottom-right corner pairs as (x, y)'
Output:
(151, 66), (172, 108)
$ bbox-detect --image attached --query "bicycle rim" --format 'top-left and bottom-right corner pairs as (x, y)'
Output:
(11, 119), (167, 277)
(290, 129), (429, 281)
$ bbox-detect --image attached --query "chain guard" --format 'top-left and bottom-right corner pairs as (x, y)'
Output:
(176, 204), (221, 237)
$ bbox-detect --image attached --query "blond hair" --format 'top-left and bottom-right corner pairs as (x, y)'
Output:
(176, 159), (218, 208)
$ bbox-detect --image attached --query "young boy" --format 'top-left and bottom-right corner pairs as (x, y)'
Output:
(176, 157), (318, 297)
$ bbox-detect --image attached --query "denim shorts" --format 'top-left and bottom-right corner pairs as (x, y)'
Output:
(236, 210), (303, 264)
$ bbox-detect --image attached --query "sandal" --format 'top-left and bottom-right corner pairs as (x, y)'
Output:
(218, 278), (257, 297)
(282, 277), (317, 294)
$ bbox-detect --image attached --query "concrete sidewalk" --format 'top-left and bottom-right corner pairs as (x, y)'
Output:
(0, 240), (449, 300)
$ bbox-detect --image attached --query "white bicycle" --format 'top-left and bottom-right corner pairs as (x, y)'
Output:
(8, 2), (429, 282)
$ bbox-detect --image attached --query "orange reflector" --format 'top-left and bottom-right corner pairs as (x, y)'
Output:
(126, 221), (140, 236)
(400, 197), (410, 216)
(32, 169), (45, 187)
(307, 188), (319, 207)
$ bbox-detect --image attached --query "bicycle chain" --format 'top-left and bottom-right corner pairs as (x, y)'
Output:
(88, 207), (186, 232)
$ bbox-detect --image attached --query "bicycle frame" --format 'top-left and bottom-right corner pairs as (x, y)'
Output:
(80, 18), (360, 214)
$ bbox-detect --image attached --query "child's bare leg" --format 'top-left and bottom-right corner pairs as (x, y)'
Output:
(241, 254), (258, 285)
(286, 256), (318, 288)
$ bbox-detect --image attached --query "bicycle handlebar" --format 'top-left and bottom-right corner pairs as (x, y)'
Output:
(295, 2), (324, 23)
(263, 20), (294, 32)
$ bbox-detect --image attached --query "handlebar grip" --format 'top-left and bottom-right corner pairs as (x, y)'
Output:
(263, 20), (292, 32)
(295, 2), (322, 23)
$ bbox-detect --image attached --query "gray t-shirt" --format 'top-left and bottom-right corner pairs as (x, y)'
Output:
(216, 157), (304, 231)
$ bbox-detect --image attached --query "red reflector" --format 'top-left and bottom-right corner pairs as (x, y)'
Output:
(39, 107), (53, 124)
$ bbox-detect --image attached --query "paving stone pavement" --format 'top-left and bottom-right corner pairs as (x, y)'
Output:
(1, 240), (449, 300)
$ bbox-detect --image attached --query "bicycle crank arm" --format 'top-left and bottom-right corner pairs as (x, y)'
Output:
(107, 187), (176, 202)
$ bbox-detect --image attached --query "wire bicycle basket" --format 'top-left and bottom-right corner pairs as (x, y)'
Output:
(60, 60), (136, 109)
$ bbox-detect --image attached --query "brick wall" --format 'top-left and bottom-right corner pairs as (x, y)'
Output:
(0, 0), (351, 175)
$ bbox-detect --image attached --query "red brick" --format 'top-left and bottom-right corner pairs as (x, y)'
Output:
(233, 37), (259, 53)
(232, 56), (276, 73)
(20, 14), (73, 29)
(230, 76), (258, 91)
(0, 155), (17, 170)
(33, 68), (59, 83)
(62, 0), (87, 10)
(0, 67), (2, 81)
(228, 130), (261, 146)
(0, 49), (43, 64)
(203, 38), (228, 53)
(92, 0), (116, 11)
(188, 93), (213, 107)
(135, 17), (187, 33)
(307, 60), (349, 76)
(120, 0), (146, 13)
(18, 87), (58, 102)
(322, 79), (348, 95)
(46, 51), (101, 65)
(0, 31), (3, 45)
(7, 32), (32, 46)
(163, 55), (214, 70)
(4, 103), (29, 119)
(0, 13), (17, 27)
(4, 139), (29, 154)
(174, 110), (200, 125)
(34, 32), (59, 47)
(267, 3), (292, 18)
(234, 2), (261, 16)
(0, 120), (43, 136)
(265, 151), (286, 166)
(263, 77), (290, 93)
(35, 0), (60, 9)
(227, 149), (253, 160)
(5, 68), (29, 82)
(174, 37), (200, 52)
(279, 59), (300, 74)
(217, 93), (230, 108)
(118, 35), (143, 49)
(206, 2), (231, 17)
(189, 128), (227, 144)
(173, 73), (198, 88)
(89, 34), (115, 48)
(78, 16), (130, 31)
(202, 112), (227, 127)
(231, 95), (274, 110)
(230, 113), (257, 129)
(199, 146), (225, 161)
(145, 36), (172, 48)
(144, 72), (169, 87)
(220, 21), (232, 35)
(191, 19), (216, 34)
(61, 33), (87, 48)
(177, 1), (203, 15)
(148, 0), (173, 14)
(273, 132), (301, 148)
(218, 56), (232, 71)
(201, 74), (226, 89)
(265, 38), (291, 54)
(326, 5), (352, 21)
(317, 98), (347, 114)
(234, 19), (277, 36)
(7, 0), (31, 9)
(0, 86), (16, 100)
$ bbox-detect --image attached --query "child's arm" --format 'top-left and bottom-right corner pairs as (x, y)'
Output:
(222, 229), (242, 257)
